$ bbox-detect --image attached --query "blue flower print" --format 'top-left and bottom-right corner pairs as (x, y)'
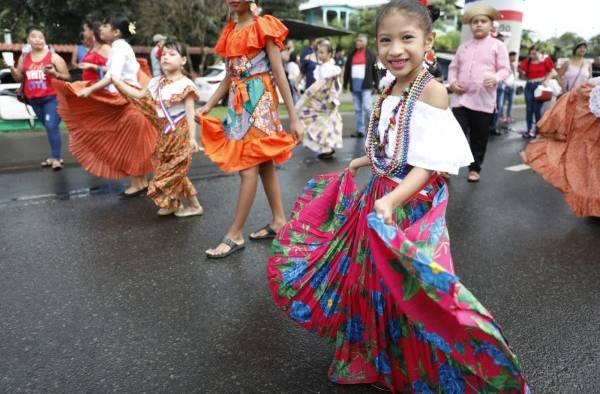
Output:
(367, 213), (398, 241)
(439, 363), (465, 394)
(428, 217), (445, 245)
(290, 301), (311, 323)
(387, 319), (402, 343)
(303, 178), (318, 192)
(282, 258), (308, 285)
(372, 291), (385, 316)
(374, 352), (391, 375)
(412, 258), (458, 293)
(473, 341), (517, 374)
(408, 202), (426, 224)
(432, 185), (448, 207)
(415, 328), (452, 354)
(412, 380), (433, 394)
(346, 316), (364, 344)
(337, 255), (350, 275)
(310, 265), (331, 288)
(319, 289), (340, 317)
(338, 195), (352, 212)
(454, 342), (465, 354)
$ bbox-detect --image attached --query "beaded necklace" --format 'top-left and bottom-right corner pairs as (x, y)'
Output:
(367, 68), (433, 177)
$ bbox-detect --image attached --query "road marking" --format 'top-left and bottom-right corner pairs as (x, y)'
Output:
(505, 164), (531, 172)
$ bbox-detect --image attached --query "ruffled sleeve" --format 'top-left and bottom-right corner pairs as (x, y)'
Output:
(214, 15), (288, 58)
(407, 102), (474, 175)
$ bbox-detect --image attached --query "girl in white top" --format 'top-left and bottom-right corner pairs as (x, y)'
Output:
(112, 39), (204, 217)
(53, 14), (156, 196)
(298, 40), (344, 159)
(558, 42), (592, 92)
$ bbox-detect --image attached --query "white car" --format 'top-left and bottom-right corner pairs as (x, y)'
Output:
(0, 68), (36, 128)
(195, 63), (226, 105)
(194, 62), (284, 106)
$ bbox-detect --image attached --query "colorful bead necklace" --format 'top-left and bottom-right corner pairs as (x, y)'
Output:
(367, 68), (433, 178)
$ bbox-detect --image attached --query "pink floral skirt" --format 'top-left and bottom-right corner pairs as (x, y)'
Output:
(267, 170), (529, 393)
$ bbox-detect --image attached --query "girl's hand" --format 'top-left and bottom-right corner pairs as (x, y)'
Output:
(483, 75), (497, 88)
(196, 104), (212, 117)
(373, 196), (396, 225)
(77, 87), (93, 98)
(43, 64), (57, 77)
(348, 159), (361, 177)
(289, 118), (304, 143)
(189, 137), (199, 153)
(449, 82), (465, 94)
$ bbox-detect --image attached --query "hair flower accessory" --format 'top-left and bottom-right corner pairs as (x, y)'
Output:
(128, 22), (137, 35)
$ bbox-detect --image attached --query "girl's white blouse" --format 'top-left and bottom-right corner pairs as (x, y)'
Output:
(106, 39), (141, 93)
(313, 59), (341, 82)
(368, 96), (474, 177)
(147, 76), (199, 118)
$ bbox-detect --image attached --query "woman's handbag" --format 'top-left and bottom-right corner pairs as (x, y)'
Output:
(534, 84), (553, 102)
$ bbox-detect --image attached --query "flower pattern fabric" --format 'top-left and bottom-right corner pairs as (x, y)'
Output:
(267, 170), (529, 392)
(299, 76), (343, 153)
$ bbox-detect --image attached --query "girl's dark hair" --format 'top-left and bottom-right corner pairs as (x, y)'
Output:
(26, 25), (44, 36)
(106, 14), (133, 40)
(572, 42), (587, 55)
(528, 45), (538, 54)
(376, 0), (440, 36)
(162, 38), (186, 57)
(84, 20), (104, 44)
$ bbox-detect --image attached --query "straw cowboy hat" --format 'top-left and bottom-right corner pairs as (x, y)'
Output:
(462, 4), (502, 23)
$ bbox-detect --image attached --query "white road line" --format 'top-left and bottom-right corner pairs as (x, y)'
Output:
(505, 164), (531, 172)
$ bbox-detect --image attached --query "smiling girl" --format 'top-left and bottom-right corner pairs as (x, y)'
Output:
(267, 1), (528, 392)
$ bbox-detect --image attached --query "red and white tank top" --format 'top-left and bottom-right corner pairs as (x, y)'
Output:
(22, 51), (56, 99)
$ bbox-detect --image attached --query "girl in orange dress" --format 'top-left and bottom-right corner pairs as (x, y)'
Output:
(522, 78), (600, 217)
(53, 15), (155, 198)
(112, 40), (204, 217)
(197, 0), (303, 258)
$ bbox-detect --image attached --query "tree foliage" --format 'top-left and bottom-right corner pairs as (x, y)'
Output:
(259, 0), (303, 20)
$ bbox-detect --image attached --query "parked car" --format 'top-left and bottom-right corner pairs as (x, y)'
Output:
(0, 68), (36, 129)
(195, 63), (226, 105)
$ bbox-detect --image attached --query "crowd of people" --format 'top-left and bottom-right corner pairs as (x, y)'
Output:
(3, 0), (600, 391)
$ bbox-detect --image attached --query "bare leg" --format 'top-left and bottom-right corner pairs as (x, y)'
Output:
(206, 166), (259, 256)
(250, 161), (286, 238)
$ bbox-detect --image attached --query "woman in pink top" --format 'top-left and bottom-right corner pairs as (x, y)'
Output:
(558, 41), (591, 92)
(448, 4), (509, 182)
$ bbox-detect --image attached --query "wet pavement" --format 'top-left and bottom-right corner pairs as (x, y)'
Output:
(1, 127), (599, 393)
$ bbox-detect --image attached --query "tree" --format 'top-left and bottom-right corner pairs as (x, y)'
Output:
(259, 0), (303, 19)
(435, 31), (460, 52)
(588, 34), (600, 58)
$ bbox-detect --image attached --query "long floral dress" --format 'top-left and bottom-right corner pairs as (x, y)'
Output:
(199, 15), (296, 173)
(299, 59), (343, 154)
(133, 77), (199, 210)
(267, 77), (529, 392)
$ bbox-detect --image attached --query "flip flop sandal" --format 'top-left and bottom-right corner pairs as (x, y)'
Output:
(467, 171), (481, 183)
(206, 237), (245, 259)
(52, 160), (63, 171)
(41, 158), (63, 167)
(249, 224), (277, 241)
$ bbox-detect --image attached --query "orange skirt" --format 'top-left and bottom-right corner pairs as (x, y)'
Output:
(54, 80), (156, 179)
(522, 83), (600, 217)
(198, 115), (296, 173)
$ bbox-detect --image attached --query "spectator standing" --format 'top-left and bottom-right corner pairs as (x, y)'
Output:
(342, 33), (379, 138)
(6, 26), (70, 170)
(558, 41), (591, 92)
(150, 34), (166, 77)
(448, 4), (509, 182)
(592, 56), (600, 78)
(299, 38), (318, 90)
(287, 52), (301, 103)
(519, 46), (555, 138)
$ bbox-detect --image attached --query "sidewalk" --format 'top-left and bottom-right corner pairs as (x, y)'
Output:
(0, 106), (526, 170)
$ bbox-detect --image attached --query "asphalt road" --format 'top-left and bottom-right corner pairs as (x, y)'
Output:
(1, 128), (599, 393)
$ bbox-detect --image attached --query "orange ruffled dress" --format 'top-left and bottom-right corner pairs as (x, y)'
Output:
(54, 59), (156, 180)
(522, 82), (600, 217)
(200, 15), (296, 173)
